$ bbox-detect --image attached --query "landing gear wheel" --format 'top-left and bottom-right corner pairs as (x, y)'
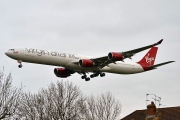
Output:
(94, 73), (99, 77)
(100, 73), (105, 77)
(17, 60), (22, 68)
(90, 74), (94, 78)
(18, 64), (22, 68)
(81, 74), (87, 79)
(90, 73), (99, 78)
(85, 77), (90, 81)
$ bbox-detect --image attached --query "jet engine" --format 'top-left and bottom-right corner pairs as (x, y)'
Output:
(54, 68), (74, 78)
(79, 59), (95, 67)
(108, 52), (124, 61)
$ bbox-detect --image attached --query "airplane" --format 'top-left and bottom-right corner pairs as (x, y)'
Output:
(5, 39), (174, 81)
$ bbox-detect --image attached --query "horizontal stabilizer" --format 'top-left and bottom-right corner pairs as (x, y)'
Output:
(147, 61), (175, 69)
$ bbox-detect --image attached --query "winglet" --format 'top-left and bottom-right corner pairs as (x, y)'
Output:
(157, 39), (163, 45)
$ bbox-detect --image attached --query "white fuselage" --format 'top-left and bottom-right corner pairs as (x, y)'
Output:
(5, 48), (145, 74)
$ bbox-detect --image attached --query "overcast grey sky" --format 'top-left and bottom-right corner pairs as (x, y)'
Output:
(0, 0), (180, 118)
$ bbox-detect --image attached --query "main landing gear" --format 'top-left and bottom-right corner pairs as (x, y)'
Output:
(81, 72), (106, 81)
(100, 73), (106, 77)
(90, 72), (105, 78)
(81, 73), (90, 81)
(18, 60), (23, 68)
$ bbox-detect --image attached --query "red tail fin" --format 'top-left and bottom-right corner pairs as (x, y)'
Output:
(137, 47), (158, 66)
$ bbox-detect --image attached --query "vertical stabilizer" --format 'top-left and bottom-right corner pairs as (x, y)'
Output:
(137, 47), (158, 67)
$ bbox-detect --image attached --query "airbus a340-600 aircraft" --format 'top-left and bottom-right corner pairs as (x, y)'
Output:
(5, 39), (174, 81)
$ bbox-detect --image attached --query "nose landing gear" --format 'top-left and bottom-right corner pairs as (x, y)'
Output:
(18, 60), (23, 68)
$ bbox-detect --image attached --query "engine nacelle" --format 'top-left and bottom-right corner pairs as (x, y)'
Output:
(108, 52), (124, 61)
(79, 59), (95, 67)
(54, 68), (74, 78)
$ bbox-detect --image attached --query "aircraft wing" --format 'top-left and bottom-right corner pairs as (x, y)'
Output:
(147, 61), (175, 69)
(92, 39), (163, 68)
(122, 39), (163, 58)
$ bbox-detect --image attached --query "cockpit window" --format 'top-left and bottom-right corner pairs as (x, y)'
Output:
(9, 49), (15, 51)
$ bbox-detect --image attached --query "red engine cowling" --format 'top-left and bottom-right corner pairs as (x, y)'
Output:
(79, 59), (95, 67)
(108, 52), (124, 61)
(54, 68), (74, 78)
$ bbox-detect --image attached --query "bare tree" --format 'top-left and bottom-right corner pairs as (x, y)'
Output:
(0, 69), (21, 119)
(83, 92), (121, 120)
(19, 81), (86, 120)
(18, 81), (121, 120)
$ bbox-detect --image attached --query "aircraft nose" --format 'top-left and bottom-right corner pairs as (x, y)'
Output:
(5, 51), (10, 56)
